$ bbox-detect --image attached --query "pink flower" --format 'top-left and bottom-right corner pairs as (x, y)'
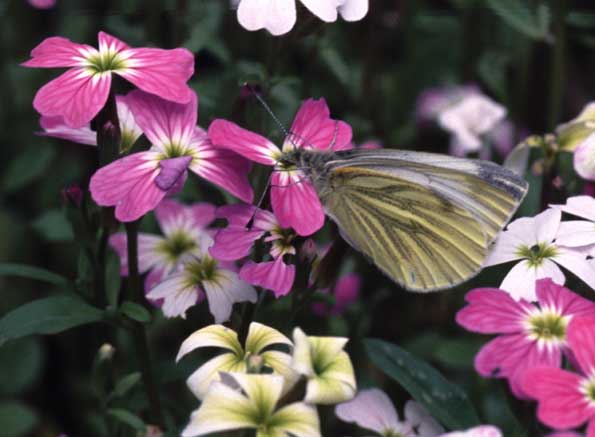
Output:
(109, 199), (216, 296)
(23, 31), (194, 127)
(485, 208), (595, 301)
(28, 0), (56, 9)
(39, 94), (142, 151)
(209, 98), (352, 236)
(209, 204), (297, 297)
(574, 133), (595, 181)
(523, 316), (595, 435)
(440, 426), (502, 437)
(90, 90), (253, 222)
(312, 272), (360, 316)
(457, 278), (595, 399)
(415, 84), (480, 125)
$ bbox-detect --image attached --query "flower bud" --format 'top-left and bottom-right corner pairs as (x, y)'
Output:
(98, 343), (115, 361)
(61, 184), (83, 208)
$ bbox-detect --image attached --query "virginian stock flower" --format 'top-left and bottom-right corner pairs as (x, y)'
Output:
(209, 98), (352, 236)
(176, 323), (297, 400)
(23, 32), (194, 127)
(457, 278), (595, 398)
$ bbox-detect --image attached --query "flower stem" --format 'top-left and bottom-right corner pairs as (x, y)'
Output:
(125, 220), (165, 427)
(547, 0), (567, 132)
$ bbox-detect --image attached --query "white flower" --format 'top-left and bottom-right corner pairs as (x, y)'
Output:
(438, 94), (506, 154)
(176, 323), (298, 400)
(551, 195), (595, 248)
(440, 426), (502, 437)
(182, 372), (320, 437)
(234, 0), (369, 36)
(485, 208), (595, 301)
(335, 389), (444, 436)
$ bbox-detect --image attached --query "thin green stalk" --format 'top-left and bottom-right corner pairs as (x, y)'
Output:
(125, 220), (165, 427)
(547, 0), (567, 131)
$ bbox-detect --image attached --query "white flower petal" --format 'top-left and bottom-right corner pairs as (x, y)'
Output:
(554, 195), (595, 221)
(270, 402), (321, 437)
(203, 269), (257, 323)
(555, 248), (595, 291)
(146, 273), (198, 318)
(260, 350), (300, 394)
(534, 208), (562, 243)
(177, 324), (243, 361)
(404, 401), (444, 436)
(338, 0), (369, 21)
(186, 353), (246, 400)
(245, 322), (292, 354)
(335, 388), (401, 434)
(555, 220), (595, 247)
(300, 0), (339, 22)
(237, 0), (297, 36)
(574, 132), (595, 181)
(499, 261), (539, 301)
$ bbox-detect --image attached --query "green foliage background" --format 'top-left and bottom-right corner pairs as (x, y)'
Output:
(1, 0), (595, 436)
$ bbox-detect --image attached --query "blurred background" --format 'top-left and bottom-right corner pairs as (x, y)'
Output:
(2, 0), (595, 436)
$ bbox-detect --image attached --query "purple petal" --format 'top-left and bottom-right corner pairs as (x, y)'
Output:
(155, 156), (192, 191)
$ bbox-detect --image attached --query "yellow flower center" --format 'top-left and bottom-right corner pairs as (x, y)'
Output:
(525, 309), (569, 345)
(156, 231), (196, 262)
(516, 243), (558, 267)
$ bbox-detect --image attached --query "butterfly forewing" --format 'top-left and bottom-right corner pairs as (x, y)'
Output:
(315, 149), (528, 291)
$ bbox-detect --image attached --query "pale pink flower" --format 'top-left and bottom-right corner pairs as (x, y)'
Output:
(28, 0), (56, 9)
(485, 208), (595, 301)
(359, 140), (382, 149)
(552, 196), (595, 249)
(312, 272), (360, 316)
(547, 433), (584, 437)
(573, 133), (595, 181)
(440, 426), (502, 437)
(335, 389), (444, 436)
(457, 279), (595, 399)
(209, 98), (352, 236)
(523, 316), (595, 435)
(147, 233), (257, 322)
(415, 84), (479, 125)
(234, 0), (369, 36)
(39, 94), (142, 151)
(209, 204), (297, 297)
(438, 94), (507, 155)
(109, 199), (216, 295)
(23, 31), (194, 127)
(90, 90), (253, 222)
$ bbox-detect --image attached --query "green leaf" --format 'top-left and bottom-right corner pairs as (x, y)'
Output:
(566, 11), (595, 29)
(119, 301), (151, 323)
(108, 372), (142, 401)
(0, 263), (71, 287)
(0, 401), (38, 436)
(31, 209), (74, 242)
(365, 338), (479, 430)
(486, 0), (551, 41)
(1, 145), (56, 193)
(0, 338), (44, 396)
(0, 295), (104, 346)
(107, 408), (146, 432)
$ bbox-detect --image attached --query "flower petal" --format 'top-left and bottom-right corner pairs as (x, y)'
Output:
(404, 400), (444, 436)
(556, 220), (595, 247)
(210, 226), (264, 261)
(499, 260), (565, 302)
(245, 322), (292, 354)
(115, 94), (143, 150)
(259, 350), (300, 394)
(117, 47), (194, 104)
(155, 156), (192, 191)
(339, 0), (369, 21)
(216, 204), (257, 227)
(300, 0), (339, 22)
(186, 353), (246, 400)
(536, 208), (562, 243)
(335, 388), (401, 434)
(574, 133), (595, 181)
(208, 119), (279, 165)
(177, 324), (243, 361)
(269, 402), (321, 437)
(108, 232), (165, 276)
(97, 31), (129, 53)
(240, 258), (295, 297)
(567, 316), (595, 376)
(202, 269), (257, 323)
(146, 273), (200, 318)
(89, 151), (166, 222)
(304, 350), (356, 404)
(554, 195), (595, 222)
(440, 425), (502, 437)
(536, 278), (595, 318)
(33, 68), (111, 128)
(38, 115), (97, 146)
(22, 36), (93, 68)
(237, 0), (297, 36)
(271, 170), (325, 236)
(555, 248), (595, 291)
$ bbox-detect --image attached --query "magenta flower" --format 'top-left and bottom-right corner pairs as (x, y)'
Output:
(209, 204), (297, 297)
(523, 316), (595, 434)
(28, 0), (56, 9)
(90, 90), (253, 222)
(209, 98), (352, 236)
(457, 278), (595, 398)
(39, 94), (142, 150)
(23, 32), (194, 128)
(312, 272), (360, 316)
(109, 199), (216, 294)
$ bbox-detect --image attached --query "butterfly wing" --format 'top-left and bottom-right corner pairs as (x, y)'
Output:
(317, 149), (528, 291)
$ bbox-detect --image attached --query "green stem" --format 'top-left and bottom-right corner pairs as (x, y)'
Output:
(547, 0), (567, 131)
(125, 220), (165, 427)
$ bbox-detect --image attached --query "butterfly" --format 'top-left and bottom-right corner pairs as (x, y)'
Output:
(282, 147), (528, 292)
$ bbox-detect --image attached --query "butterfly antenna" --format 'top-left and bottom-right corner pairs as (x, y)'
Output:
(244, 83), (289, 138)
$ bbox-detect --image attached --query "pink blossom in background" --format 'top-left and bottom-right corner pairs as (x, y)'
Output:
(109, 199), (216, 298)
(457, 279), (595, 399)
(23, 31), (194, 127)
(485, 208), (595, 301)
(39, 94), (142, 150)
(523, 316), (595, 435)
(312, 272), (360, 316)
(234, 0), (369, 36)
(90, 90), (253, 222)
(440, 426), (502, 437)
(209, 204), (297, 297)
(415, 84), (479, 125)
(28, 0), (56, 9)
(335, 389), (444, 436)
(547, 433), (584, 437)
(209, 98), (352, 236)
(574, 133), (595, 181)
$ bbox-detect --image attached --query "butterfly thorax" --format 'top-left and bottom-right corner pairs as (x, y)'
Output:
(279, 148), (335, 190)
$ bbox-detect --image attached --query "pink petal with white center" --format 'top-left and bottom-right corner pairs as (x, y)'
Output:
(589, 419), (595, 437)
(97, 31), (129, 53)
(536, 278), (595, 317)
(331, 273), (361, 314)
(89, 151), (166, 222)
(189, 203), (217, 228)
(574, 133), (595, 181)
(500, 259), (565, 302)
(536, 208), (562, 243)
(253, 208), (279, 232)
(456, 288), (531, 334)
(155, 156), (192, 191)
(475, 334), (561, 399)
(146, 273), (202, 318)
(115, 94), (142, 146)
(271, 170), (325, 236)
(556, 221), (595, 247)
(202, 269), (257, 323)
(125, 90), (197, 152)
(335, 388), (400, 434)
(554, 195), (595, 222)
(116, 47), (194, 104)
(237, 0), (297, 36)
(555, 248), (595, 291)
(33, 68), (111, 128)
(189, 130), (254, 203)
(522, 367), (590, 430)
(155, 199), (188, 236)
(22, 36), (92, 68)
(216, 204), (256, 227)
(38, 116), (97, 146)
(208, 119), (279, 165)
(108, 232), (165, 276)
(240, 257), (295, 297)
(285, 98), (353, 151)
(568, 316), (595, 376)
(209, 227), (265, 261)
